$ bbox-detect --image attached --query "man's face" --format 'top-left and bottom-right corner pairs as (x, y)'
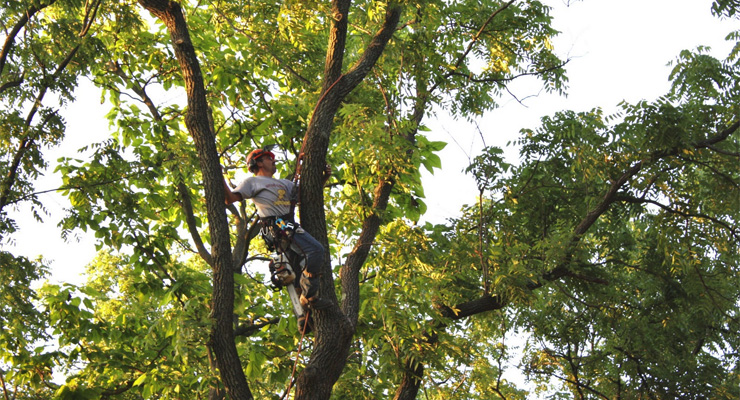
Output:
(256, 155), (277, 176)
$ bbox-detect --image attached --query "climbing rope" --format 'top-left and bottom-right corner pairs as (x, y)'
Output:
(283, 309), (311, 399)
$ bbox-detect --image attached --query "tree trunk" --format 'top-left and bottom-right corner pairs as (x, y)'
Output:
(292, 3), (401, 399)
(136, 1), (252, 399)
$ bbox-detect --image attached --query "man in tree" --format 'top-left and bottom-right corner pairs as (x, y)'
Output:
(223, 149), (332, 320)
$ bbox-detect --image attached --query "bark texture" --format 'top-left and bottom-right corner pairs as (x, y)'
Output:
(293, 3), (401, 399)
(137, 1), (253, 399)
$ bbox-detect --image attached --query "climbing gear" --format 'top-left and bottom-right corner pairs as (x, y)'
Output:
(270, 252), (306, 324)
(260, 215), (330, 329)
(297, 313), (312, 334)
(259, 214), (296, 253)
(285, 308), (311, 398)
(299, 269), (330, 309)
(269, 257), (295, 288)
(300, 293), (332, 310)
(246, 148), (275, 172)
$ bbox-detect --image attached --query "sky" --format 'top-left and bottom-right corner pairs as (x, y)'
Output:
(5, 0), (738, 286)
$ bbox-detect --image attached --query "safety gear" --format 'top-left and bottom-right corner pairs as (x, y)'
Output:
(246, 149), (275, 172)
(259, 214), (296, 253)
(300, 293), (332, 310)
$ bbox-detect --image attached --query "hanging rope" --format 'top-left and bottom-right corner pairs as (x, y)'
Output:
(282, 309), (311, 399)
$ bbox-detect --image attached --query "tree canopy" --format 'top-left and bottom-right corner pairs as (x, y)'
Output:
(1, 1), (738, 399)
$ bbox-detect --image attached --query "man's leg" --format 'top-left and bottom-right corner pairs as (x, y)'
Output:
(289, 228), (331, 310)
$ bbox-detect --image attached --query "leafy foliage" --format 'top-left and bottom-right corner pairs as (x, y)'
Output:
(0, 1), (738, 399)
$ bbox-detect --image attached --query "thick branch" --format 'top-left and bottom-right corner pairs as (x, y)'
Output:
(109, 60), (215, 267)
(231, 214), (261, 272)
(394, 119), (740, 398)
(340, 178), (394, 326)
(538, 118), (739, 285)
(178, 182), (213, 265)
(292, 5), (402, 400)
(0, 77), (23, 94)
(322, 0), (351, 92)
(394, 294), (506, 399)
(234, 317), (279, 337)
(335, 6), (402, 98)
(437, 294), (507, 321)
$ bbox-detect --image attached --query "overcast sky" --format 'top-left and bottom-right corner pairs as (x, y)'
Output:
(6, 0), (737, 285)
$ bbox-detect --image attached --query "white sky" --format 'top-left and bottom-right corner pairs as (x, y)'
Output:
(5, 0), (737, 285)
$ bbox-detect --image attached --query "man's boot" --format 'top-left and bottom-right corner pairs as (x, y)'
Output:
(299, 271), (331, 310)
(297, 314), (312, 334)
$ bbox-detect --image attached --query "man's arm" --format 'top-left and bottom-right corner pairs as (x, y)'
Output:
(223, 178), (243, 205)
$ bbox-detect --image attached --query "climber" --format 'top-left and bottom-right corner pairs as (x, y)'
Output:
(223, 148), (332, 312)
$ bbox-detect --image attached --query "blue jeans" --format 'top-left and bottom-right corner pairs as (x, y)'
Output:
(287, 227), (323, 275)
(287, 227), (324, 298)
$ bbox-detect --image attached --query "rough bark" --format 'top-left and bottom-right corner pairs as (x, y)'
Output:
(136, 1), (252, 399)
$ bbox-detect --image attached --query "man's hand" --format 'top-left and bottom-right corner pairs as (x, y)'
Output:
(322, 164), (332, 185)
(223, 176), (243, 204)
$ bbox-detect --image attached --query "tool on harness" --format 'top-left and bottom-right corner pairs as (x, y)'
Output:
(261, 215), (313, 327)
(259, 214), (296, 253)
(269, 256), (295, 288)
(276, 217), (295, 232)
(269, 252), (306, 326)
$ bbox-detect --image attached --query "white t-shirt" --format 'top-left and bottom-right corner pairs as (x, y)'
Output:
(234, 176), (295, 218)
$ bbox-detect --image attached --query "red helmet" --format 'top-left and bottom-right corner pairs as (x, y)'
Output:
(246, 149), (275, 172)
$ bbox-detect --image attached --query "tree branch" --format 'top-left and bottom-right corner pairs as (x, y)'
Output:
(445, 60), (570, 85)
(393, 118), (740, 399)
(616, 195), (739, 241)
(177, 182), (213, 265)
(108, 59), (217, 267)
(453, 0), (515, 71)
(234, 317), (280, 337)
(536, 118), (740, 285)
(0, 76), (23, 94)
(338, 6), (402, 97)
